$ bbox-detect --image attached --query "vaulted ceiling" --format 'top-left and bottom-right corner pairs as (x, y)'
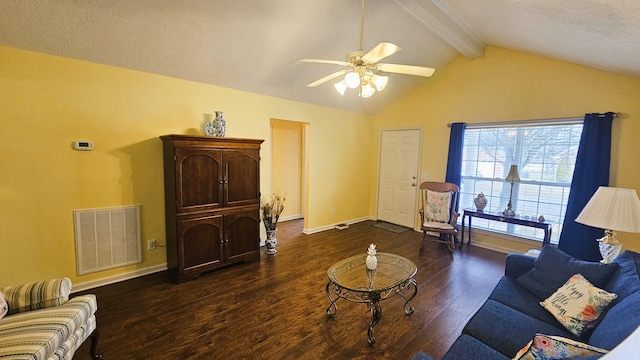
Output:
(1, 0), (638, 115)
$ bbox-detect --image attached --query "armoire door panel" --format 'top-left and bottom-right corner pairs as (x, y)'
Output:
(176, 147), (222, 212)
(179, 216), (223, 270)
(224, 210), (260, 261)
(224, 149), (260, 207)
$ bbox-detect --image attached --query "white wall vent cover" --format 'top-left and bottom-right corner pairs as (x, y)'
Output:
(74, 205), (142, 275)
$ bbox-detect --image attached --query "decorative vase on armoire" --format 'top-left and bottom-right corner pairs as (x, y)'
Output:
(204, 111), (226, 137)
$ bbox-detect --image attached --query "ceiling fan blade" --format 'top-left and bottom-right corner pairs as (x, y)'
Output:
(298, 59), (351, 67)
(307, 69), (349, 87)
(362, 42), (402, 64)
(377, 63), (435, 77)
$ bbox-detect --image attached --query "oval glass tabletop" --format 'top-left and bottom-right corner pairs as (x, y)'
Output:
(327, 252), (417, 292)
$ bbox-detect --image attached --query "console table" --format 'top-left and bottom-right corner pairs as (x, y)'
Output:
(460, 209), (553, 247)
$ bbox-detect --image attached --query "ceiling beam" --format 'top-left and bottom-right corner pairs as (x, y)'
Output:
(393, 0), (485, 59)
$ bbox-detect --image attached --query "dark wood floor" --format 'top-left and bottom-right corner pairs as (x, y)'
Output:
(75, 219), (507, 360)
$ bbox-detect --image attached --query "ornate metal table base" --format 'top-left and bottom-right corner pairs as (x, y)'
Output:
(325, 277), (418, 345)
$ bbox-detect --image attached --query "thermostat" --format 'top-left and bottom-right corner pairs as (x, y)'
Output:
(74, 141), (94, 151)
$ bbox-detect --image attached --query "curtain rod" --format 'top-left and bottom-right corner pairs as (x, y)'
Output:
(446, 112), (622, 128)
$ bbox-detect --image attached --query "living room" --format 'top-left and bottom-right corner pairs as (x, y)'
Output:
(1, 1), (640, 359)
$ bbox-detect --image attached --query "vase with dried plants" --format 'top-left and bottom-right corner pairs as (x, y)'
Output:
(260, 190), (286, 254)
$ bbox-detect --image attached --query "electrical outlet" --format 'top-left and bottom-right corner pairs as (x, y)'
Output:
(332, 207), (336, 214)
(147, 239), (157, 250)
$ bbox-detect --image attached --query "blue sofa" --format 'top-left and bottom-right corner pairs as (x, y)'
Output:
(413, 247), (640, 359)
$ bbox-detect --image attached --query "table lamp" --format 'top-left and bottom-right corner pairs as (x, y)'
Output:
(575, 187), (640, 263)
(503, 165), (521, 217)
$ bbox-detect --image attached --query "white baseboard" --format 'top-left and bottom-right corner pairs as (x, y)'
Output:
(466, 241), (514, 254)
(71, 263), (168, 293)
(303, 216), (374, 234)
(279, 214), (303, 222)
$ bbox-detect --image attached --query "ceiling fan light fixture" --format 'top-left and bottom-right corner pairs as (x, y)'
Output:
(361, 82), (375, 98)
(345, 71), (361, 88)
(298, 0), (435, 98)
(334, 80), (348, 95)
(371, 74), (388, 91)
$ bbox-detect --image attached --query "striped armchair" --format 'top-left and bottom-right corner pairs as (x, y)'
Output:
(0, 278), (102, 360)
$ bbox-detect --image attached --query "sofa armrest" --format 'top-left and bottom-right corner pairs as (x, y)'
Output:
(505, 253), (536, 278)
(1, 277), (72, 315)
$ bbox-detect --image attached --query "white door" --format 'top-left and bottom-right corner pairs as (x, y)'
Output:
(377, 129), (421, 228)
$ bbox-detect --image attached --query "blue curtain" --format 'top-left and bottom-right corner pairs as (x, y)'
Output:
(558, 112), (614, 261)
(445, 122), (466, 211)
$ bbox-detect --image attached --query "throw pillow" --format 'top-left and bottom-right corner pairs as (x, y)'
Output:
(3, 277), (72, 315)
(0, 291), (7, 320)
(425, 189), (452, 223)
(516, 246), (618, 300)
(540, 274), (617, 337)
(513, 333), (609, 360)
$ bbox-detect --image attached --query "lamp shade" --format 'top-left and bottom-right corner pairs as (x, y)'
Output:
(505, 165), (521, 182)
(360, 82), (375, 98)
(371, 74), (388, 91)
(575, 187), (640, 233)
(344, 71), (360, 88)
(333, 80), (347, 95)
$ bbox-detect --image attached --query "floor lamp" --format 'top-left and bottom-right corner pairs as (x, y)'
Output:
(575, 187), (640, 263)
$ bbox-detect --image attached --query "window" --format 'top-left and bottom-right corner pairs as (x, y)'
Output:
(459, 120), (583, 244)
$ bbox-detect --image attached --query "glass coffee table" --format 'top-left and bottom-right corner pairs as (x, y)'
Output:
(325, 252), (418, 344)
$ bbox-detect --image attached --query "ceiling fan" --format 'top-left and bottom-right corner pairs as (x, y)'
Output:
(299, 0), (435, 98)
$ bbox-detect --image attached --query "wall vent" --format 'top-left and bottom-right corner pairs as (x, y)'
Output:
(74, 205), (142, 275)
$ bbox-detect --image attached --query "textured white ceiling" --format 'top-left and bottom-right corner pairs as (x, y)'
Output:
(1, 1), (638, 115)
(443, 0), (640, 77)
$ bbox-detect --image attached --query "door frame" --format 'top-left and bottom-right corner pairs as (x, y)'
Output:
(375, 128), (423, 230)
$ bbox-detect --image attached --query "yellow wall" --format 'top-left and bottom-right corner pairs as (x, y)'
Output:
(4, 43), (639, 288)
(271, 119), (304, 220)
(373, 46), (640, 253)
(0, 46), (372, 287)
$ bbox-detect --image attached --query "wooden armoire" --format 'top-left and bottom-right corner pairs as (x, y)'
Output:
(160, 135), (263, 283)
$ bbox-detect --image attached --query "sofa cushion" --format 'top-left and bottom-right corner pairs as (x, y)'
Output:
(441, 334), (511, 360)
(463, 299), (577, 357)
(505, 253), (536, 278)
(516, 247), (618, 300)
(540, 274), (617, 337)
(605, 251), (640, 301)
(588, 291), (640, 350)
(488, 277), (560, 326)
(1, 278), (72, 315)
(411, 352), (435, 360)
(0, 294), (97, 359)
(513, 334), (607, 360)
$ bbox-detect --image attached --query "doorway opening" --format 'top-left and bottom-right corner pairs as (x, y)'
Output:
(270, 119), (309, 230)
